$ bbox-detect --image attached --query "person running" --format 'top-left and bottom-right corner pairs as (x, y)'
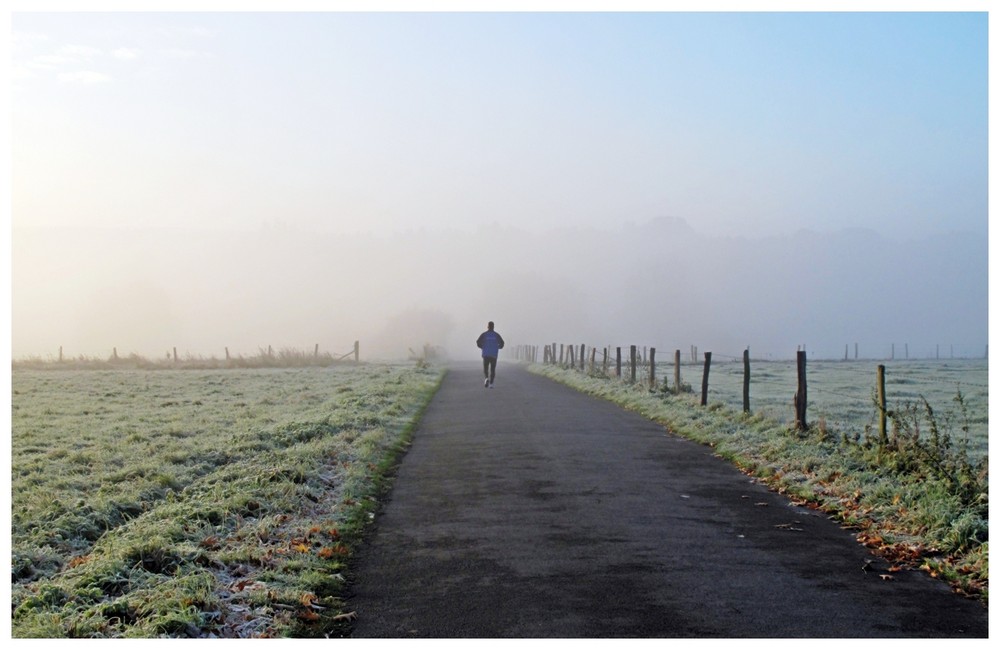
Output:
(476, 321), (505, 388)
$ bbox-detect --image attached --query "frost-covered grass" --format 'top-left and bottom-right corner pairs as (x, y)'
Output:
(695, 358), (988, 460)
(531, 363), (988, 601)
(11, 363), (444, 638)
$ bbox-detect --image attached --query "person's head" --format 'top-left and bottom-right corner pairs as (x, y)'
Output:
(487, 321), (495, 331)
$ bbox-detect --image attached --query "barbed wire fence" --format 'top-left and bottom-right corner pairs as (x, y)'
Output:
(512, 342), (988, 460)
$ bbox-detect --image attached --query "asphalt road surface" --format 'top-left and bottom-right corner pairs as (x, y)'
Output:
(347, 363), (987, 638)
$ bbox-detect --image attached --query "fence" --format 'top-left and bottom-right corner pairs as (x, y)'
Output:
(512, 342), (989, 460)
(43, 341), (361, 367)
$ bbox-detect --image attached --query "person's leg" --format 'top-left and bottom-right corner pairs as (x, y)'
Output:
(483, 357), (490, 387)
(488, 357), (497, 384)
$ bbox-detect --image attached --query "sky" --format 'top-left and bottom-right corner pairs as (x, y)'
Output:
(4, 2), (993, 361)
(10, 7), (988, 238)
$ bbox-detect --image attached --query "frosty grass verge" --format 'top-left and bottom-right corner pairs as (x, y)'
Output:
(11, 362), (444, 638)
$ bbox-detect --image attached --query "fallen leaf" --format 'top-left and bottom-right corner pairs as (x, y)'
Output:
(879, 574), (894, 581)
(67, 555), (91, 569)
(323, 543), (350, 556)
(231, 580), (267, 592)
(332, 611), (358, 622)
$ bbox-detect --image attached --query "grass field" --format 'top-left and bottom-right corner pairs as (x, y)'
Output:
(11, 362), (444, 638)
(699, 358), (988, 460)
(605, 356), (987, 460)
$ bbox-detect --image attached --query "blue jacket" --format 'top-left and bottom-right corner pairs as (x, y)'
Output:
(476, 330), (505, 358)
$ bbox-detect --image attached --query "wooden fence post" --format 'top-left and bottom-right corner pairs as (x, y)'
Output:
(630, 345), (637, 383)
(354, 340), (359, 362)
(314, 343), (319, 358)
(225, 347), (230, 360)
(877, 364), (888, 446)
(173, 347), (178, 363)
(589, 347), (596, 373)
(616, 347), (622, 378)
(59, 346), (63, 363)
(700, 352), (712, 406)
(743, 348), (750, 413)
(560, 344), (564, 365)
(580, 344), (586, 370)
(602, 347), (608, 374)
(794, 350), (808, 430)
(674, 349), (681, 395)
(649, 347), (656, 389)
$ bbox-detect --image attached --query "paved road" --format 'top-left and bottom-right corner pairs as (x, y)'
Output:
(347, 363), (987, 637)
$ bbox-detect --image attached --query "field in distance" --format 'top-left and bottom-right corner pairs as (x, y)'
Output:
(702, 358), (988, 460)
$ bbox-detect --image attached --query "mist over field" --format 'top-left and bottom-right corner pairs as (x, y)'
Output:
(10, 13), (987, 364)
(11, 218), (987, 362)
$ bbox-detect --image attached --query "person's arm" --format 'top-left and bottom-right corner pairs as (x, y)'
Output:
(497, 333), (505, 349)
(476, 333), (484, 349)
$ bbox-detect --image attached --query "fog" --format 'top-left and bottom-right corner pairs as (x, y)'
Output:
(10, 12), (987, 364)
(11, 218), (987, 362)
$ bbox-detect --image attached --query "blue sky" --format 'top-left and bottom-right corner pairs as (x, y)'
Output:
(10, 9), (988, 239)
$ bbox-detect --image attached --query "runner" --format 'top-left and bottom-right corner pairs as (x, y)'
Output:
(476, 321), (505, 388)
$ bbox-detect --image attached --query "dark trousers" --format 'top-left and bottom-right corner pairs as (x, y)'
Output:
(483, 356), (497, 382)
